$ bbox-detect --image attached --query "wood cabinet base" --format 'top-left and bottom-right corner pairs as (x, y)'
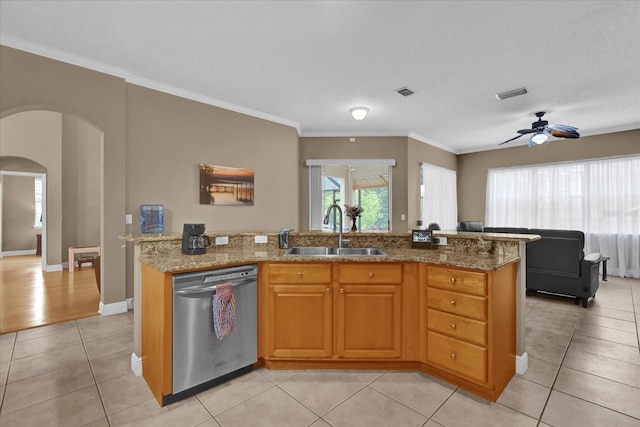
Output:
(263, 359), (420, 371)
(421, 361), (513, 402)
(261, 357), (512, 402)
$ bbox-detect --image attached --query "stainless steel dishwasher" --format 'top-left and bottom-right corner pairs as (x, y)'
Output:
(170, 264), (257, 404)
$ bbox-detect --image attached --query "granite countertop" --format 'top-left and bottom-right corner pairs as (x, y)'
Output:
(126, 229), (534, 273)
(138, 246), (519, 273)
(434, 230), (541, 242)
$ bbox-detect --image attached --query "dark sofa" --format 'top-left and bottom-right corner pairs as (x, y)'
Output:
(484, 227), (602, 308)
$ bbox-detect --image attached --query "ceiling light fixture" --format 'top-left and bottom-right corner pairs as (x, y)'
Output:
(530, 132), (548, 145)
(495, 87), (528, 100)
(350, 107), (369, 121)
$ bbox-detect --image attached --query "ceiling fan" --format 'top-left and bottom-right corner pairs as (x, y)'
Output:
(499, 111), (580, 147)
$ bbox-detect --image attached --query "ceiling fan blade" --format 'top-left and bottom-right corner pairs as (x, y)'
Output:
(550, 129), (580, 139)
(517, 128), (536, 134)
(499, 134), (524, 145)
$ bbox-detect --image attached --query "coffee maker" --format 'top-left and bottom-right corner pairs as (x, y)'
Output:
(182, 223), (211, 255)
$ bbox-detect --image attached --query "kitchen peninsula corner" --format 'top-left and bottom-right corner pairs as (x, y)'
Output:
(127, 230), (537, 405)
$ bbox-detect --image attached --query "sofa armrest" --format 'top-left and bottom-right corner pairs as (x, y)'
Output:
(583, 252), (602, 266)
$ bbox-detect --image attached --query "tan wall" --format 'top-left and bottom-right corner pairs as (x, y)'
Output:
(299, 136), (408, 231)
(125, 84), (299, 233)
(458, 129), (640, 223)
(62, 115), (101, 256)
(1, 45), (127, 305)
(0, 111), (62, 262)
(2, 175), (36, 251)
(407, 137), (458, 228)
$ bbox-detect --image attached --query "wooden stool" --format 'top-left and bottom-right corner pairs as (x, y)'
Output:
(69, 246), (100, 272)
(77, 255), (96, 270)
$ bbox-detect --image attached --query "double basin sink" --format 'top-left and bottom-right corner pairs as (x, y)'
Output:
(284, 246), (387, 257)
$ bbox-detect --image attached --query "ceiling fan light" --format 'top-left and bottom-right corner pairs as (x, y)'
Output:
(531, 133), (548, 145)
(350, 107), (369, 121)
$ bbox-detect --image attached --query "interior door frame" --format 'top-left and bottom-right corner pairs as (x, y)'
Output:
(0, 170), (47, 271)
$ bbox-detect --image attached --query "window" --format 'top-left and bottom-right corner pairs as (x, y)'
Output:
(486, 155), (640, 278)
(34, 176), (43, 228)
(308, 159), (394, 231)
(421, 163), (458, 231)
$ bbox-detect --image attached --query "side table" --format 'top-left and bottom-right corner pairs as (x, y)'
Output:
(601, 256), (610, 281)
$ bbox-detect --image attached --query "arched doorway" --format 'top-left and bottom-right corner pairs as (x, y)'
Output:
(0, 110), (103, 330)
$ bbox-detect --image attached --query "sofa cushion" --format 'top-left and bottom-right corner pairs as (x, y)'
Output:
(527, 235), (583, 278)
(483, 227), (529, 235)
(457, 221), (484, 232)
(530, 229), (585, 258)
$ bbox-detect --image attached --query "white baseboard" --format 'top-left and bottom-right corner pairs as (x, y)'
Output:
(2, 250), (37, 257)
(46, 264), (63, 272)
(131, 352), (142, 377)
(126, 298), (134, 310)
(99, 300), (128, 316)
(516, 352), (528, 375)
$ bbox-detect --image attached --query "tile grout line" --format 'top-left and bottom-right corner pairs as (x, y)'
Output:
(532, 301), (584, 425)
(77, 319), (111, 426)
(0, 332), (17, 416)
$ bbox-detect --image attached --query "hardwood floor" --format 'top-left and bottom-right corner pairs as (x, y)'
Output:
(0, 255), (100, 333)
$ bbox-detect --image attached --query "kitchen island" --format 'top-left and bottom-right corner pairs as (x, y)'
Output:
(124, 230), (538, 405)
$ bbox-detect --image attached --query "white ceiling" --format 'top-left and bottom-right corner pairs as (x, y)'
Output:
(1, 1), (639, 154)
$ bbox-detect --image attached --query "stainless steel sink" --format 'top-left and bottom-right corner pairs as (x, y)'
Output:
(284, 246), (387, 256)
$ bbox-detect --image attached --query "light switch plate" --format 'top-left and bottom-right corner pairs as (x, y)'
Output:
(255, 235), (268, 243)
(215, 236), (229, 245)
(125, 214), (132, 224)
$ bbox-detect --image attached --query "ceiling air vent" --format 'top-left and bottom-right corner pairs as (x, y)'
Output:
(495, 87), (528, 100)
(396, 87), (414, 97)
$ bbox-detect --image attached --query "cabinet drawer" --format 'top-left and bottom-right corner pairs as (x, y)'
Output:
(427, 266), (487, 296)
(427, 331), (487, 384)
(427, 287), (487, 321)
(338, 263), (402, 284)
(427, 309), (487, 347)
(268, 263), (332, 284)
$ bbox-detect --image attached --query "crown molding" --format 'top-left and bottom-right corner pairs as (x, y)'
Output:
(1, 37), (301, 134)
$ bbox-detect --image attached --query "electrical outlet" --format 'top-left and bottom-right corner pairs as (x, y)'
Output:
(255, 235), (268, 243)
(125, 214), (132, 224)
(215, 236), (229, 245)
(401, 213), (406, 220)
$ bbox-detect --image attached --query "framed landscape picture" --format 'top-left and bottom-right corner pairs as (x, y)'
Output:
(199, 164), (255, 205)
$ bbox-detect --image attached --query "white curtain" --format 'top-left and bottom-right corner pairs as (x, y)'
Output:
(421, 163), (458, 231)
(486, 155), (640, 278)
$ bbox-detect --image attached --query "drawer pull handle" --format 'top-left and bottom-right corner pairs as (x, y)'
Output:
(368, 272), (374, 279)
(340, 288), (345, 294)
(326, 288), (331, 293)
(451, 277), (456, 283)
(450, 300), (456, 306)
(450, 323), (456, 329)
(450, 353), (457, 360)
(297, 272), (303, 278)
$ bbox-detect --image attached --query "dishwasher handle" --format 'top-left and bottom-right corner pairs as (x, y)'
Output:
(174, 277), (256, 296)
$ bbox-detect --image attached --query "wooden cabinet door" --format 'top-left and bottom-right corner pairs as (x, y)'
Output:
(266, 283), (333, 358)
(337, 283), (402, 359)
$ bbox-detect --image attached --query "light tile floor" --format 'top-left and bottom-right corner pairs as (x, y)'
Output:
(1, 276), (638, 427)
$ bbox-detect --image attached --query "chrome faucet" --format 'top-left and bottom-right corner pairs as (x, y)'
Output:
(323, 202), (345, 248)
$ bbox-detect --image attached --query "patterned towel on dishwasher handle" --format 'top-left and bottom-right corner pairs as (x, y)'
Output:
(212, 282), (236, 339)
